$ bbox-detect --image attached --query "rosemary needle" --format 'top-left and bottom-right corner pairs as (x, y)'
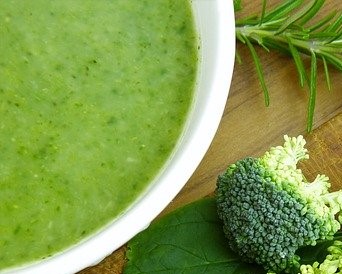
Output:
(235, 0), (342, 132)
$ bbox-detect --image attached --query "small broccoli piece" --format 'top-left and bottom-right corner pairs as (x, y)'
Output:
(216, 135), (342, 273)
(299, 241), (342, 274)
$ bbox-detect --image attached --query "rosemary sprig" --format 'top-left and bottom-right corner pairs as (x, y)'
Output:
(235, 0), (342, 132)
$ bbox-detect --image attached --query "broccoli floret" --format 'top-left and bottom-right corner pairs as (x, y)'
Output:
(299, 241), (342, 274)
(216, 135), (342, 273)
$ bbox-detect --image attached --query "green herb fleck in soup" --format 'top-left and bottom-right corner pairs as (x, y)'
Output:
(0, 0), (198, 269)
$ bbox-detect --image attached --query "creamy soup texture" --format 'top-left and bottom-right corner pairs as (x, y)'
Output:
(0, 0), (198, 269)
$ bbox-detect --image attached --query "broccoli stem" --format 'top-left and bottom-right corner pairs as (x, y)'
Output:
(302, 174), (330, 196)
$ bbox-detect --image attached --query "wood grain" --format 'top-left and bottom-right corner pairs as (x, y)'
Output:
(79, 247), (126, 274)
(299, 114), (342, 188)
(80, 0), (342, 273)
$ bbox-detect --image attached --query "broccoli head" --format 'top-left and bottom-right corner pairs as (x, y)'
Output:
(216, 135), (342, 273)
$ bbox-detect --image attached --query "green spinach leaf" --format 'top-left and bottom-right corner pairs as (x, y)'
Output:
(124, 197), (264, 274)
(296, 231), (342, 265)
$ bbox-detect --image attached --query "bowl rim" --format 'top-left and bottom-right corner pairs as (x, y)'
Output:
(4, 1), (235, 273)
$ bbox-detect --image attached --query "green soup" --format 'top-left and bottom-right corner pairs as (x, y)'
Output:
(0, 0), (198, 269)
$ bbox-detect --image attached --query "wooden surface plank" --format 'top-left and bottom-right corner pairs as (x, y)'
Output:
(80, 0), (342, 273)
(299, 114), (342, 188)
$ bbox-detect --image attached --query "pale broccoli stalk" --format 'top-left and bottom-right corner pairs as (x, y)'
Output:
(300, 241), (342, 274)
(263, 135), (342, 220)
(216, 135), (342, 273)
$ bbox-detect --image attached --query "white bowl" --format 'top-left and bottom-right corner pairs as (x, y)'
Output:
(5, 1), (235, 273)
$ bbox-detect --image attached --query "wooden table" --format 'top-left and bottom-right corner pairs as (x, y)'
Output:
(81, 0), (342, 272)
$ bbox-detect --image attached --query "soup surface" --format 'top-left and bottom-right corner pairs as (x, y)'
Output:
(0, 0), (198, 269)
